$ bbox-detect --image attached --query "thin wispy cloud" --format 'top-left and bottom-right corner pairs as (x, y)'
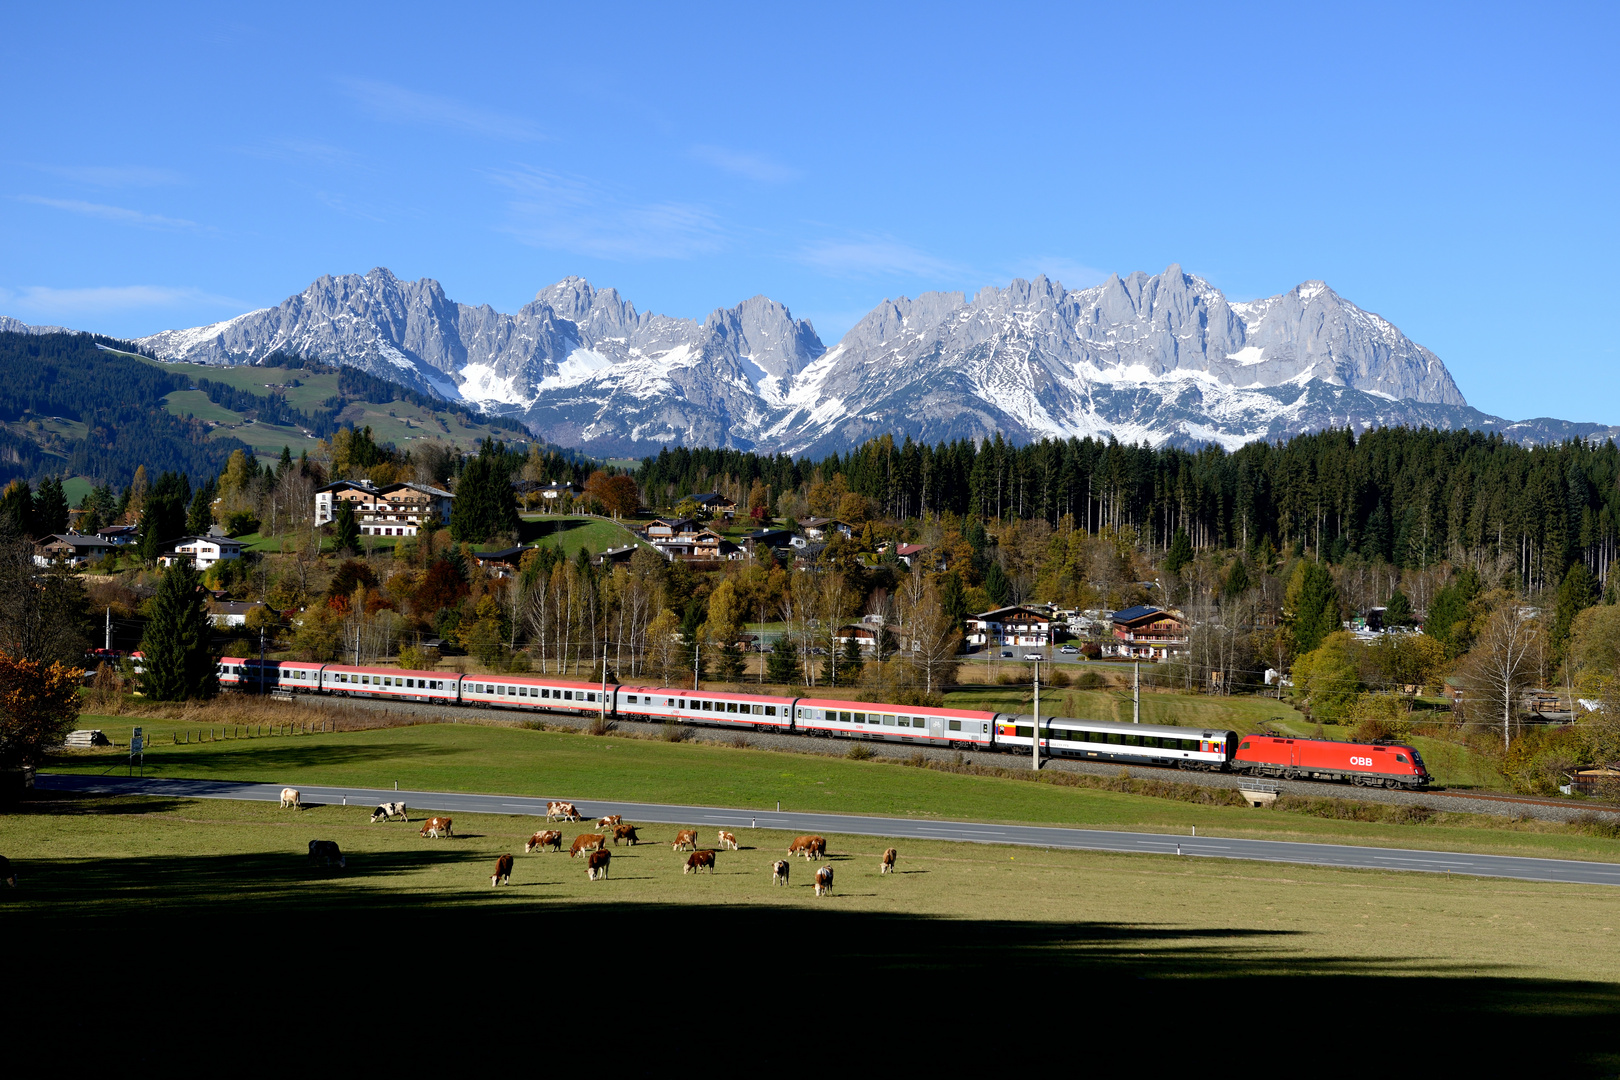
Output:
(17, 195), (200, 230)
(346, 79), (544, 142)
(0, 284), (245, 319)
(240, 138), (368, 169)
(34, 164), (186, 188)
(798, 235), (965, 280)
(689, 144), (799, 183)
(491, 165), (724, 260)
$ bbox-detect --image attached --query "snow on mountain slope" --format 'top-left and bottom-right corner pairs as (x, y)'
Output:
(133, 263), (1548, 455)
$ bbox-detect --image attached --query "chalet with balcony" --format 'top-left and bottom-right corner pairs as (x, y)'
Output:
(159, 536), (246, 570)
(967, 606), (1052, 651)
(314, 480), (453, 537)
(1109, 605), (1188, 660)
(799, 517), (853, 541)
(33, 532), (118, 568)
(687, 492), (737, 520)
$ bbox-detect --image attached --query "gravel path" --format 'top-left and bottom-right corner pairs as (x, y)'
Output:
(290, 693), (1620, 825)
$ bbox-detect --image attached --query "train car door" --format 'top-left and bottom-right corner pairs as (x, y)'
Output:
(929, 716), (945, 738)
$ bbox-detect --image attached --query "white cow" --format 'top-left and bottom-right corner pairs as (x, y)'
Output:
(370, 801), (409, 823)
(280, 788), (302, 810)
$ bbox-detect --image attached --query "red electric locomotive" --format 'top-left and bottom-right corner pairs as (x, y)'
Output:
(1232, 734), (1430, 788)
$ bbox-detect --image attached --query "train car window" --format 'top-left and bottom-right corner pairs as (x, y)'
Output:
(588, 693), (597, 702)
(727, 702), (738, 713)
(1015, 725), (1032, 739)
(982, 723), (989, 734)
(949, 720), (962, 732)
(665, 698), (675, 707)
(564, 691), (573, 701)
(1395, 753), (1408, 763)
(883, 714), (895, 726)
(680, 700), (688, 709)
(626, 695), (637, 704)
(765, 706), (776, 716)
(854, 713), (866, 723)
(752, 705), (762, 715)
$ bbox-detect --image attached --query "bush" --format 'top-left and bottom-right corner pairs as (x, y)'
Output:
(1074, 670), (1104, 690)
(661, 721), (691, 743)
(1568, 813), (1620, 840)
(845, 742), (875, 760)
(1048, 669), (1071, 688)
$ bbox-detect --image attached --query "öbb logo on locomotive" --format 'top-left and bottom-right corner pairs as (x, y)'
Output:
(201, 655), (1431, 791)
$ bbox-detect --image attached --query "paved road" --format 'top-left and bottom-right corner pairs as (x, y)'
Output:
(38, 772), (1620, 888)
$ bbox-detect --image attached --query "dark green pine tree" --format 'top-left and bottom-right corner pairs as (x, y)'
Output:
(1426, 569), (1481, 657)
(716, 642), (747, 683)
(140, 559), (217, 701)
(185, 481), (215, 537)
(1552, 563), (1598, 660)
(32, 477), (69, 536)
(0, 480), (35, 537)
(1384, 588), (1413, 626)
(939, 571), (968, 630)
(822, 634), (863, 686)
(136, 489), (187, 565)
(277, 445), (294, 478)
(334, 499), (360, 552)
(984, 560), (1011, 607)
(450, 439), (520, 543)
(1165, 527), (1194, 577)
(1290, 561), (1341, 654)
(1223, 557), (1252, 597)
(765, 636), (801, 685)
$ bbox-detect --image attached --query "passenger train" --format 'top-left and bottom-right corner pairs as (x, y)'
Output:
(211, 656), (1431, 789)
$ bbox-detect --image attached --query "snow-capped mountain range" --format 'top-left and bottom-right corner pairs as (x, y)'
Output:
(95, 265), (1616, 453)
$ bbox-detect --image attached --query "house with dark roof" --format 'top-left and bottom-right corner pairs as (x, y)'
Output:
(686, 492), (737, 520)
(33, 532), (118, 568)
(967, 606), (1052, 650)
(799, 517), (853, 541)
(1109, 606), (1187, 659)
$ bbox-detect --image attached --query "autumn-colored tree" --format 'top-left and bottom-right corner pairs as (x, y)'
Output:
(584, 471), (640, 517)
(0, 652), (83, 768)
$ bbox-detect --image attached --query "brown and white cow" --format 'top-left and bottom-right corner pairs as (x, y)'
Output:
(788, 835), (825, 860)
(716, 831), (739, 851)
(570, 833), (608, 857)
(595, 815), (622, 831)
(814, 865), (834, 896)
(525, 830), (563, 853)
(1, 855), (15, 887)
(491, 853), (514, 886)
(546, 801), (584, 822)
(771, 859), (789, 886)
(280, 788), (302, 810)
(586, 849), (611, 880)
(307, 840), (345, 868)
(419, 816), (453, 838)
(672, 829), (699, 851)
(612, 823), (640, 846)
(880, 848), (898, 874)
(370, 801), (408, 823)
(684, 849), (717, 875)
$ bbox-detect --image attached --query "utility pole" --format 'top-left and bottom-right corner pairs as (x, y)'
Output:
(600, 662), (609, 724)
(1133, 659), (1140, 724)
(259, 627), (266, 696)
(693, 640), (700, 691)
(1031, 656), (1042, 771)
(105, 606), (111, 653)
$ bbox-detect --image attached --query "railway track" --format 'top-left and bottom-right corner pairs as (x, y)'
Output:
(1427, 788), (1620, 814)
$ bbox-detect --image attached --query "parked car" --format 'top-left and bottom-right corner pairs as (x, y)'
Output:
(1023, 653), (1044, 660)
(1000, 651), (1013, 658)
(1060, 645), (1079, 654)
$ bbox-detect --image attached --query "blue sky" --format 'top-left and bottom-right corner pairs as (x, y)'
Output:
(2, 2), (1615, 423)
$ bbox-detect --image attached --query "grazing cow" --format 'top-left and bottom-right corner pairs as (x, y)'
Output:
(596, 815), (622, 831)
(1, 855), (14, 887)
(672, 829), (699, 851)
(771, 859), (789, 886)
(419, 816), (453, 839)
(546, 801), (584, 822)
(307, 840), (345, 868)
(788, 835), (826, 861)
(717, 831), (739, 851)
(280, 788), (302, 810)
(612, 823), (640, 846)
(526, 830), (563, 854)
(570, 833), (608, 857)
(684, 849), (717, 875)
(586, 849), (611, 880)
(370, 801), (408, 823)
(814, 866), (834, 896)
(491, 853), (514, 886)
(880, 848), (898, 874)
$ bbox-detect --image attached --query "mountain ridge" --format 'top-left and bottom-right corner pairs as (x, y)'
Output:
(13, 265), (1607, 453)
